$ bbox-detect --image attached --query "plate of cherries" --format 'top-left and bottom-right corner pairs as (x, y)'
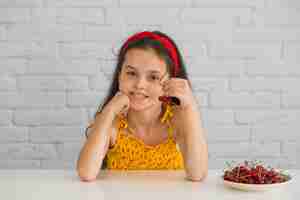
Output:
(222, 160), (292, 191)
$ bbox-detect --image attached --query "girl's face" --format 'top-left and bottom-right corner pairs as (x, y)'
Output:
(118, 48), (170, 111)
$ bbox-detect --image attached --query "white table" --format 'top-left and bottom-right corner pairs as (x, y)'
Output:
(1, 170), (298, 200)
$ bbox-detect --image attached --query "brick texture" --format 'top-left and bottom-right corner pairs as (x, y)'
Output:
(0, 1), (299, 169)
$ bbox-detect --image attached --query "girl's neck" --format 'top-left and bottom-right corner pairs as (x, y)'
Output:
(126, 105), (163, 136)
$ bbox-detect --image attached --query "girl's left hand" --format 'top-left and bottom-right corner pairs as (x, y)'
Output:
(162, 78), (198, 110)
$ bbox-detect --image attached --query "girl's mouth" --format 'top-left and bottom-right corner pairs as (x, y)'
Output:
(129, 91), (149, 100)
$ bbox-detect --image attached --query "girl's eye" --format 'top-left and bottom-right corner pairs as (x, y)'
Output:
(126, 71), (136, 76)
(150, 75), (160, 81)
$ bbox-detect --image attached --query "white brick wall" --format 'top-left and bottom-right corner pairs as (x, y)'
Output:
(0, 0), (299, 169)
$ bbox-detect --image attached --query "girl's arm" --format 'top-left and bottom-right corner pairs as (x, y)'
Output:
(76, 106), (115, 181)
(162, 78), (208, 181)
(77, 91), (129, 181)
(175, 104), (208, 182)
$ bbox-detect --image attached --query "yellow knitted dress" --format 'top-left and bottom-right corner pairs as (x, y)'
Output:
(106, 104), (184, 170)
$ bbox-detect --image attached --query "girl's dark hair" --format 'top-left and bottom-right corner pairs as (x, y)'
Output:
(85, 31), (191, 169)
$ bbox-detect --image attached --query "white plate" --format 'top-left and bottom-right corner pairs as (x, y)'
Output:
(222, 174), (292, 191)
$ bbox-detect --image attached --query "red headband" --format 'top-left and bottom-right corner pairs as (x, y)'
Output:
(122, 31), (180, 76)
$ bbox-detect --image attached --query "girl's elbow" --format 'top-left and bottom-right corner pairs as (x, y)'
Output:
(185, 167), (208, 182)
(77, 167), (98, 182)
(77, 171), (97, 182)
(79, 175), (97, 182)
(186, 171), (207, 182)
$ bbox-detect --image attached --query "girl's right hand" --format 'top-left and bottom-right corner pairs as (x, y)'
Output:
(105, 91), (130, 117)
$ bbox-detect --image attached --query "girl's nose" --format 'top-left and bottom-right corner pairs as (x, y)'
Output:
(135, 77), (147, 89)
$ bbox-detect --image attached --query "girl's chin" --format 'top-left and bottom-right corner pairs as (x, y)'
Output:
(130, 103), (150, 111)
(129, 100), (158, 111)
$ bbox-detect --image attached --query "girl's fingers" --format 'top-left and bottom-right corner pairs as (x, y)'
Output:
(167, 88), (180, 97)
(120, 104), (129, 116)
(163, 82), (184, 93)
(159, 73), (169, 85)
(118, 90), (125, 95)
(163, 78), (185, 86)
(164, 79), (188, 90)
(168, 87), (186, 98)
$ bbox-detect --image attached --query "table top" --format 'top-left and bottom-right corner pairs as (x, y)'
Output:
(1, 169), (299, 200)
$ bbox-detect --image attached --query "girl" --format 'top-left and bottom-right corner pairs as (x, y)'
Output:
(76, 31), (208, 182)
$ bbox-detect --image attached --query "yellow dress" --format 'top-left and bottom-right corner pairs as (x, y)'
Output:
(106, 104), (184, 170)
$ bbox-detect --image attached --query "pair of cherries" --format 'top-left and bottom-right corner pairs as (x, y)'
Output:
(158, 96), (180, 105)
